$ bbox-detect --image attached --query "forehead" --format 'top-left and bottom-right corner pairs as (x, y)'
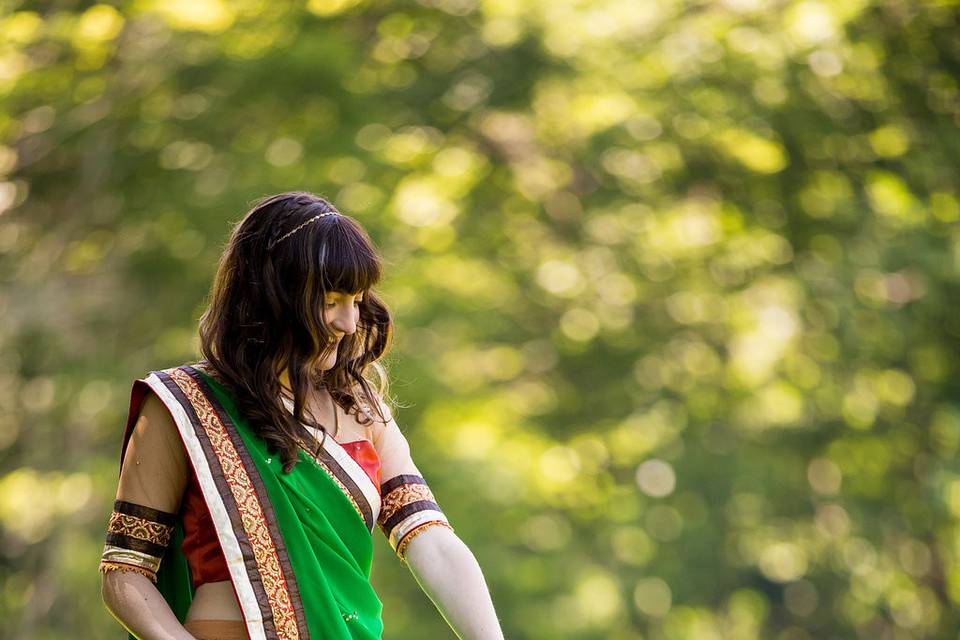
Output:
(326, 289), (363, 296)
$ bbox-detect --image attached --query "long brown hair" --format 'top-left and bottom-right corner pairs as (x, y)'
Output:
(197, 191), (393, 473)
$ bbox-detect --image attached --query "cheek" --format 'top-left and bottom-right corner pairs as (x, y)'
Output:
(320, 308), (342, 333)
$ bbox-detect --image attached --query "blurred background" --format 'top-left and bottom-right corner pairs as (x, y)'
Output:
(1, 0), (959, 638)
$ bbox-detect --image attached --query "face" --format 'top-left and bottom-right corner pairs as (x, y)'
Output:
(315, 289), (363, 371)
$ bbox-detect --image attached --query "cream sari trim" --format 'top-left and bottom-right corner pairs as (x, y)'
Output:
(280, 395), (382, 524)
(144, 372), (268, 640)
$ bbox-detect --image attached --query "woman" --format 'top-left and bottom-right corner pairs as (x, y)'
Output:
(99, 192), (506, 640)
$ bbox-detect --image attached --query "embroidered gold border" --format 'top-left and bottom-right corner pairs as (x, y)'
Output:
(303, 452), (367, 525)
(100, 560), (159, 583)
(282, 394), (379, 531)
(107, 511), (174, 546)
(167, 368), (301, 640)
(379, 483), (437, 523)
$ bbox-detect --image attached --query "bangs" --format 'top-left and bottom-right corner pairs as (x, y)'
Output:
(316, 216), (382, 294)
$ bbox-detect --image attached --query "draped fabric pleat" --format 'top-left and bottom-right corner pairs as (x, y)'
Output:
(117, 363), (384, 640)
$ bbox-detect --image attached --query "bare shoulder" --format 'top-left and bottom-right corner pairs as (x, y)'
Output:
(350, 384), (396, 445)
(115, 387), (188, 515)
(130, 389), (189, 476)
(122, 390), (181, 454)
(138, 389), (176, 428)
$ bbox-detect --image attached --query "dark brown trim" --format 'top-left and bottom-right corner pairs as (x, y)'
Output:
(315, 445), (375, 532)
(184, 365), (310, 639)
(114, 499), (179, 526)
(382, 500), (444, 534)
(156, 368), (280, 638)
(380, 473), (426, 496)
(104, 533), (167, 558)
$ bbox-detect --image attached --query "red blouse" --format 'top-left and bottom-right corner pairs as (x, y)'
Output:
(180, 439), (381, 589)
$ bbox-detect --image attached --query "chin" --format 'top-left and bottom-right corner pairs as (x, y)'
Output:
(312, 353), (338, 373)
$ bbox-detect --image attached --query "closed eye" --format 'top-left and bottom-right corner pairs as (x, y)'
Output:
(325, 296), (363, 308)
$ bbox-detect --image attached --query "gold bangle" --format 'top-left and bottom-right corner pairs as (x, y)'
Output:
(396, 521), (455, 561)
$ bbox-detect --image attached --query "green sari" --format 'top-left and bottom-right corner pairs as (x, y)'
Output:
(121, 363), (384, 640)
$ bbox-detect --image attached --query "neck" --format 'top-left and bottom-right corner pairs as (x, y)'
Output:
(279, 368), (327, 397)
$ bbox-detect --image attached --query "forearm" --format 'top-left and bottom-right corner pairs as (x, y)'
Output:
(404, 526), (505, 640)
(101, 571), (196, 640)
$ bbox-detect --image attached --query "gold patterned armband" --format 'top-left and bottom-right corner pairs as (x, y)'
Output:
(377, 474), (454, 562)
(99, 500), (178, 584)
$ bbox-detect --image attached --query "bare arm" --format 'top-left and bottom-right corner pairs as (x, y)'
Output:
(100, 390), (195, 639)
(403, 525), (506, 640)
(366, 390), (505, 639)
(102, 571), (197, 640)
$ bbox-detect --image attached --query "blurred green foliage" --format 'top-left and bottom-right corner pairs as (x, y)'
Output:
(1, 0), (959, 638)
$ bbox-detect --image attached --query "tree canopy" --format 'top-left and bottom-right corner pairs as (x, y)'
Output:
(2, 0), (959, 638)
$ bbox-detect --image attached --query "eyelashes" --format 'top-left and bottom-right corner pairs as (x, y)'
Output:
(324, 298), (363, 309)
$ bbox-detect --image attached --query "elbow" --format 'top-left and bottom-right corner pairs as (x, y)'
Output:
(435, 528), (471, 561)
(441, 535), (473, 567)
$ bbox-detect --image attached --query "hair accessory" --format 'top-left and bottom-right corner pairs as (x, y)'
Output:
(270, 210), (339, 249)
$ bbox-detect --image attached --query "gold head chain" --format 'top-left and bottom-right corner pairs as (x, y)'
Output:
(271, 210), (339, 249)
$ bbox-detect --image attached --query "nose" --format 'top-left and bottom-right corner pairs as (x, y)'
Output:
(327, 306), (357, 337)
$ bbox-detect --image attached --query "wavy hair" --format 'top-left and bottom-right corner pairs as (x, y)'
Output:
(197, 191), (393, 473)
